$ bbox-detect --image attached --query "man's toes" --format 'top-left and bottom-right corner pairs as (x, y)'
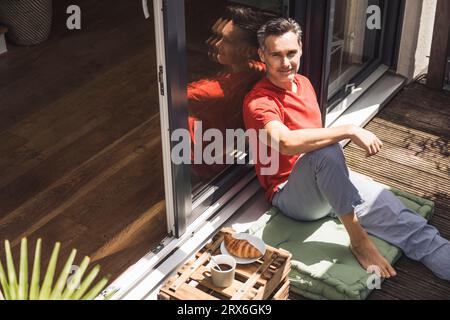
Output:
(381, 263), (397, 278)
(387, 265), (397, 277)
(382, 265), (392, 278)
(377, 266), (386, 278)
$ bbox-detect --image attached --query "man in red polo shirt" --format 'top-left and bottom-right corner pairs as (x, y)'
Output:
(243, 18), (450, 281)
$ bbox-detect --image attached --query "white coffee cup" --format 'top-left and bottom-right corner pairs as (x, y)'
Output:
(210, 254), (236, 288)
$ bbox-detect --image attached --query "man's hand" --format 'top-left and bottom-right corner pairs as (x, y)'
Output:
(348, 125), (383, 157)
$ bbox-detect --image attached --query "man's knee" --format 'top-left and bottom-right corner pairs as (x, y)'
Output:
(309, 143), (344, 164)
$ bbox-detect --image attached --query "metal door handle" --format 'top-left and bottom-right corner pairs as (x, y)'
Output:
(142, 0), (150, 19)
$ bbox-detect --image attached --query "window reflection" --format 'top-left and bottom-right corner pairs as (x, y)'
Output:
(185, 2), (281, 196)
(328, 0), (382, 98)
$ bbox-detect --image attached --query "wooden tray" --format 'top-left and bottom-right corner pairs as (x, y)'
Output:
(158, 228), (292, 300)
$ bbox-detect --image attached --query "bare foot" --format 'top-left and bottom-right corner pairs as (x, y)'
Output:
(350, 238), (397, 278)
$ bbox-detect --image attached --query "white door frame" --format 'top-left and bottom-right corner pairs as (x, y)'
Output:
(153, 0), (177, 237)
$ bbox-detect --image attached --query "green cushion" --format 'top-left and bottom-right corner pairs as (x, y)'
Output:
(247, 186), (435, 300)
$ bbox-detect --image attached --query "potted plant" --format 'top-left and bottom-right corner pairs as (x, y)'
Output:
(0, 0), (52, 46)
(0, 238), (109, 300)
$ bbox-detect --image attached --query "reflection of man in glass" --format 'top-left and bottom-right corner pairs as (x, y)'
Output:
(206, 9), (266, 73)
(188, 7), (275, 181)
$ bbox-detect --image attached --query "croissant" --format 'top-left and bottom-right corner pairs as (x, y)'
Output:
(224, 234), (263, 259)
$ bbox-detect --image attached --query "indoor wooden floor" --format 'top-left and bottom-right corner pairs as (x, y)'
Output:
(0, 0), (167, 282)
(290, 82), (450, 300)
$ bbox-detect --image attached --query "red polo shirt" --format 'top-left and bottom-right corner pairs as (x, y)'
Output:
(243, 74), (323, 202)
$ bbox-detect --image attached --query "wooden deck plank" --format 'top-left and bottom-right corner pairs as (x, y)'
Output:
(393, 85), (450, 113)
(344, 162), (449, 197)
(346, 143), (449, 180)
(385, 97), (450, 123)
(377, 110), (450, 138)
(365, 119), (449, 162)
(346, 159), (449, 200)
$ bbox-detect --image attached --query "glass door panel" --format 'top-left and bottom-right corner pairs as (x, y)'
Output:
(327, 0), (383, 102)
(184, 0), (284, 211)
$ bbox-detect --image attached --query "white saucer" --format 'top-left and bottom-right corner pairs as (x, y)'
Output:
(220, 233), (266, 264)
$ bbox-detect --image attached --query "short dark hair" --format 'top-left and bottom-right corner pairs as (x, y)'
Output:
(225, 6), (277, 47)
(257, 18), (302, 50)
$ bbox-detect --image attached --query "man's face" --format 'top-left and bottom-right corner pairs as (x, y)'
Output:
(214, 20), (254, 67)
(258, 31), (302, 84)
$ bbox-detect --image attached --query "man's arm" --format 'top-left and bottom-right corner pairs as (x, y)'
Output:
(264, 121), (383, 157)
(264, 120), (395, 277)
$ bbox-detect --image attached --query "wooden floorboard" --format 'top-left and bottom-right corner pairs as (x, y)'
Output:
(0, 0), (157, 134)
(344, 82), (450, 300)
(0, 51), (159, 209)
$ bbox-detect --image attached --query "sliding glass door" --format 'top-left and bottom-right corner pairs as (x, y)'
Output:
(185, 0), (290, 225)
(0, 0), (167, 282)
(162, 0), (402, 237)
(163, 0), (287, 236)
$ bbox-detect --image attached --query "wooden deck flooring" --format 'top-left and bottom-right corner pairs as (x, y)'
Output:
(291, 82), (450, 300)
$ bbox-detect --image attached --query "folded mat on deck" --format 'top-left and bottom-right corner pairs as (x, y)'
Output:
(247, 186), (434, 300)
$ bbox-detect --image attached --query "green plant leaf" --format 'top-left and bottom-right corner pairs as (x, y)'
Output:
(29, 239), (42, 300)
(61, 256), (90, 300)
(2, 238), (106, 300)
(5, 240), (18, 300)
(70, 265), (101, 300)
(18, 238), (28, 300)
(0, 260), (11, 300)
(49, 249), (77, 300)
(81, 277), (108, 300)
(38, 242), (60, 300)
